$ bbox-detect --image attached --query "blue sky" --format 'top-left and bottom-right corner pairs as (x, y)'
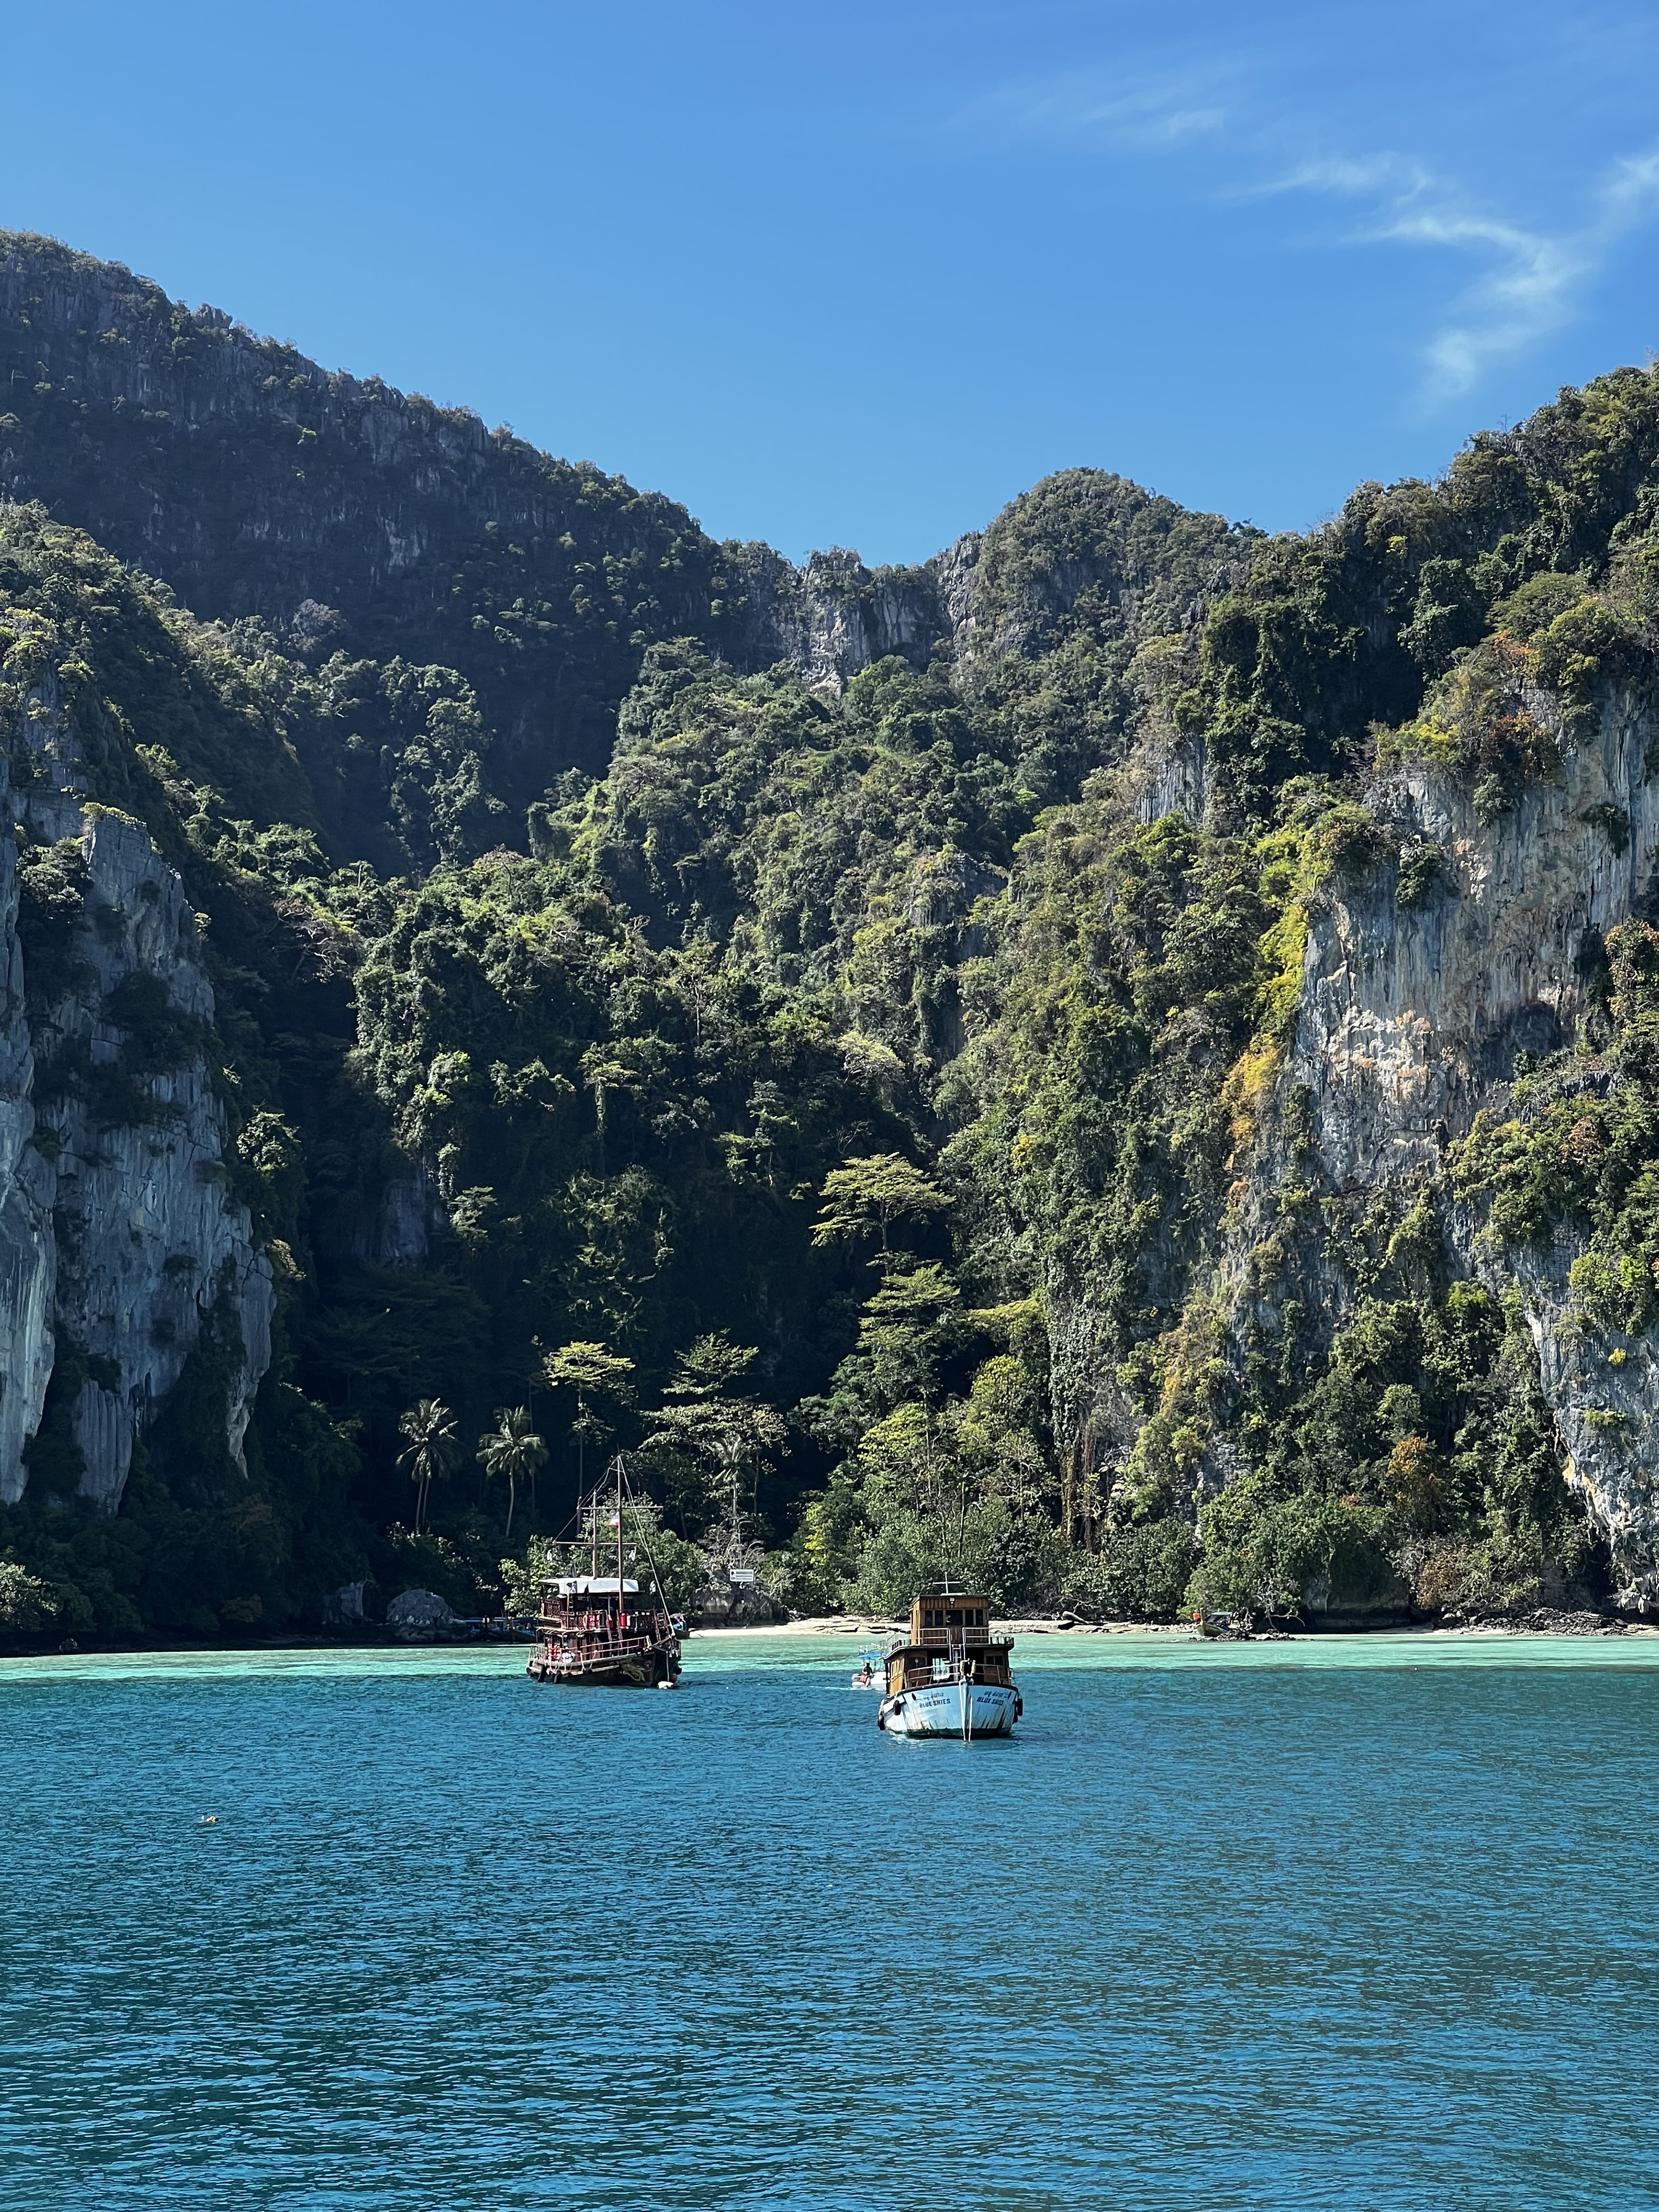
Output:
(4, 1), (1658, 565)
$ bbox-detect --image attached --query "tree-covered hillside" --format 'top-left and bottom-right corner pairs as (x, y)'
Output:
(4, 235), (1659, 1641)
(0, 465), (1238, 1630)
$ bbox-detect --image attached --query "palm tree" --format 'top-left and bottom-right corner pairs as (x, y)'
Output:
(398, 1397), (458, 1536)
(477, 1406), (546, 1541)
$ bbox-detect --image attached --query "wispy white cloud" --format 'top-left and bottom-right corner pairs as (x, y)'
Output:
(1272, 146), (1659, 400)
(953, 49), (1659, 411)
(950, 69), (1231, 154)
(1395, 215), (1581, 400)
(1257, 154), (1428, 202)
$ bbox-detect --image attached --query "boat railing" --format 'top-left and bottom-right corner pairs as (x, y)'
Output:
(538, 1630), (672, 1658)
(535, 1611), (676, 1635)
(894, 1652), (1012, 1682)
(890, 1633), (1015, 1655)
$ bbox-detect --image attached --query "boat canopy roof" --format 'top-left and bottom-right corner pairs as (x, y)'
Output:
(548, 1576), (640, 1595)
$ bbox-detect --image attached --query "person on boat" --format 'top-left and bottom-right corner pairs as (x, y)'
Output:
(853, 1660), (875, 1687)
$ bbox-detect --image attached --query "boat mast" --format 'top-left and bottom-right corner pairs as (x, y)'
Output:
(619, 1455), (675, 1627)
(615, 1452), (624, 1634)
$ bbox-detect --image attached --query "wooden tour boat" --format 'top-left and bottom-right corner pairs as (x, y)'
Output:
(527, 1455), (683, 1689)
(877, 1591), (1021, 1739)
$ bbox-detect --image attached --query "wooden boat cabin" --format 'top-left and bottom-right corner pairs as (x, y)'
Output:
(883, 1594), (1015, 1698)
(540, 1573), (640, 1625)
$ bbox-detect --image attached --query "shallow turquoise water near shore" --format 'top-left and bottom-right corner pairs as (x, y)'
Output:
(2, 1632), (1657, 2210)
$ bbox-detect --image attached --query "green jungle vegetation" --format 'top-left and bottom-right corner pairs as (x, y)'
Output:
(4, 244), (1659, 1636)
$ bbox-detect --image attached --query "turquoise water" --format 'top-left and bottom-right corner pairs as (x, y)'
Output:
(3, 1631), (1658, 2210)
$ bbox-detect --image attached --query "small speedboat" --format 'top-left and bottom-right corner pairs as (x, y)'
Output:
(1194, 1611), (1250, 1641)
(877, 1592), (1021, 1739)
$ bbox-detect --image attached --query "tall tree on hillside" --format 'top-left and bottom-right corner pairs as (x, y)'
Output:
(477, 1406), (546, 1542)
(398, 1398), (459, 1536)
(541, 1341), (636, 1494)
(639, 1333), (786, 1551)
(811, 1152), (951, 1265)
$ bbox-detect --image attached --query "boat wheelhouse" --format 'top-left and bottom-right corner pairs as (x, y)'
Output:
(526, 1457), (682, 1689)
(877, 1592), (1021, 1739)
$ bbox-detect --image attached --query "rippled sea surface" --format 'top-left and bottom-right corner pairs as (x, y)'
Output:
(3, 1631), (1659, 2211)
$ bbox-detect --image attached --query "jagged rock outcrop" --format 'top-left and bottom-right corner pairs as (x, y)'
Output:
(693, 1569), (785, 1625)
(724, 544), (947, 692)
(385, 1587), (458, 1639)
(0, 687), (272, 1511)
(321, 1580), (368, 1627)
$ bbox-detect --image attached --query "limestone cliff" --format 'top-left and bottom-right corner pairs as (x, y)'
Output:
(0, 681), (272, 1511)
(0, 232), (737, 794)
(1, 232), (954, 781)
(0, 757), (50, 1494)
(1196, 682), (1659, 1603)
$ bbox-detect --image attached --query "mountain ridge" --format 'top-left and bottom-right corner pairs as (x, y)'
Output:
(0, 231), (1252, 817)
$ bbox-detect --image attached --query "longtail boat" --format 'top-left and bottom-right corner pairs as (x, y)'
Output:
(876, 1590), (1021, 1739)
(527, 1455), (682, 1689)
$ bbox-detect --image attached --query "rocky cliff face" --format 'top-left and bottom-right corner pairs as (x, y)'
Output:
(1040, 674), (1659, 1609)
(0, 681), (272, 1511)
(0, 234), (961, 773)
(1230, 685), (1659, 1602)
(0, 758), (50, 1496)
(0, 234), (736, 792)
(1292, 712), (1652, 1197)
(0, 241), (699, 610)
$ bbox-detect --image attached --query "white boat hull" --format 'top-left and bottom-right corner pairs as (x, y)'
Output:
(878, 1680), (1020, 1739)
